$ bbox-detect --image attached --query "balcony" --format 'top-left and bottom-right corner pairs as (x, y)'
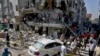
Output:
(26, 21), (66, 28)
(21, 8), (40, 14)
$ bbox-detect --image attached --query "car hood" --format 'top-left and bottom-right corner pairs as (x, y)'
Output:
(29, 46), (39, 52)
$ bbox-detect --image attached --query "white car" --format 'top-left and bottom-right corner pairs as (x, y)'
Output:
(28, 38), (63, 56)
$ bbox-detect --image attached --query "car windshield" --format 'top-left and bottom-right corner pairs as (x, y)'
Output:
(33, 42), (44, 49)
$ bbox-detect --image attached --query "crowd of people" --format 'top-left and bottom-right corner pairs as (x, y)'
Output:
(1, 28), (100, 56)
(59, 33), (100, 56)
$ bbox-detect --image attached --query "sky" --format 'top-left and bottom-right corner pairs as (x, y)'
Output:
(85, 0), (99, 20)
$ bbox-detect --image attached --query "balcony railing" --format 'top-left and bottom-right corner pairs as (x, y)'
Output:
(22, 17), (74, 28)
(21, 8), (40, 14)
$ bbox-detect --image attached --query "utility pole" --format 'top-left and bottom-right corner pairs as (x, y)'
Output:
(98, 0), (100, 24)
(99, 15), (100, 24)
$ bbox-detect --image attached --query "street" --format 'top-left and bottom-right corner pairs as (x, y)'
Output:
(0, 42), (89, 56)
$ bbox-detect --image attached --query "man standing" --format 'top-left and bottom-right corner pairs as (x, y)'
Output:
(94, 36), (100, 56)
(4, 29), (10, 47)
(89, 41), (96, 56)
(94, 44), (100, 56)
(2, 48), (12, 56)
(60, 34), (65, 42)
(60, 43), (67, 56)
(70, 39), (77, 54)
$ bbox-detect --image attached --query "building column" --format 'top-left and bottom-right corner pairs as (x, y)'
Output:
(35, 26), (39, 33)
(2, 0), (10, 18)
(48, 27), (53, 36)
(43, 27), (46, 34)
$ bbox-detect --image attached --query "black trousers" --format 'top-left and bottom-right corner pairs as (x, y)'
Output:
(89, 50), (94, 56)
(7, 41), (10, 47)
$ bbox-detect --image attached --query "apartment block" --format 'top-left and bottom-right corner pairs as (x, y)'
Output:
(0, 0), (87, 37)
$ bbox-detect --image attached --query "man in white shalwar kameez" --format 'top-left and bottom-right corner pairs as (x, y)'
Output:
(60, 43), (67, 56)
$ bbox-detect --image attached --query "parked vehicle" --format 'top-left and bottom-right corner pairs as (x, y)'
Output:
(28, 38), (63, 56)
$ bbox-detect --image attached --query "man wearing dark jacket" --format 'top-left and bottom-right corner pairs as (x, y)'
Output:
(2, 48), (12, 56)
(4, 29), (10, 47)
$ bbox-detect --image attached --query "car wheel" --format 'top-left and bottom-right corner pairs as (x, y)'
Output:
(57, 52), (60, 55)
(44, 54), (49, 56)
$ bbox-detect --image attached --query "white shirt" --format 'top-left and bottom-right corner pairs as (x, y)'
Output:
(5, 31), (8, 38)
(93, 39), (97, 46)
(70, 41), (77, 49)
(90, 39), (96, 48)
(89, 43), (95, 51)
(60, 45), (67, 56)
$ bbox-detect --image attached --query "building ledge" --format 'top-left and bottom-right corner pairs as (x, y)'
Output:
(26, 21), (66, 28)
(21, 8), (40, 14)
